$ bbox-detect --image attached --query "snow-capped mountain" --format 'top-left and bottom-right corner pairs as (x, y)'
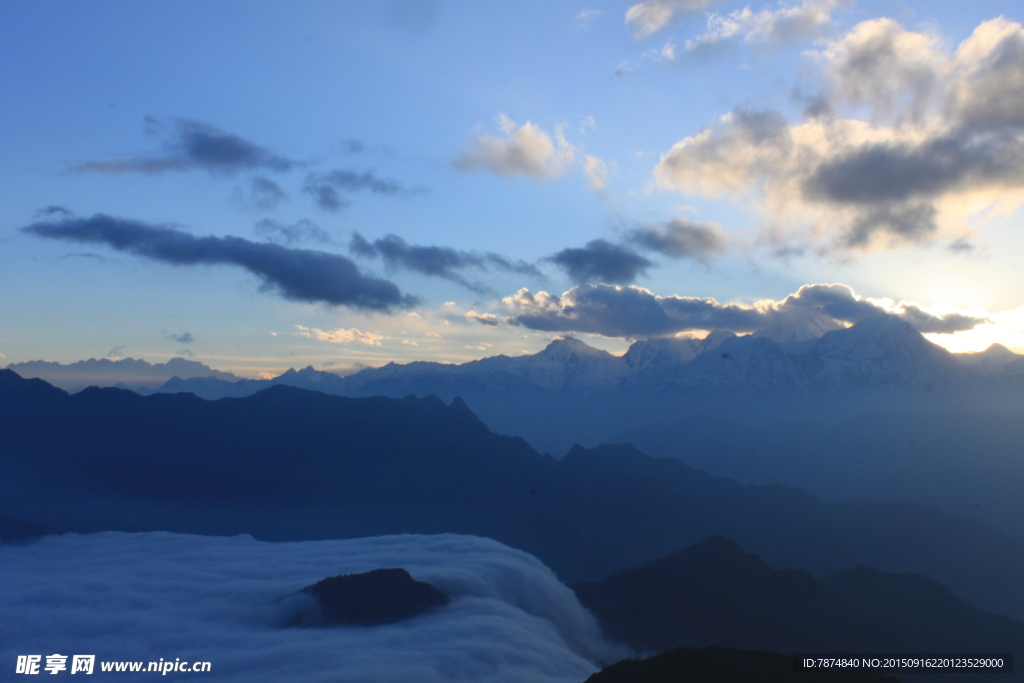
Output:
(150, 316), (1022, 401)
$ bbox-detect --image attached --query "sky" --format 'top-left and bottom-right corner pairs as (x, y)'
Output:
(2, 0), (1024, 377)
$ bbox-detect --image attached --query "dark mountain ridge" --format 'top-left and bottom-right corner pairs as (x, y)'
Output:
(614, 412), (1024, 538)
(3, 368), (1024, 624)
(577, 538), (1024, 681)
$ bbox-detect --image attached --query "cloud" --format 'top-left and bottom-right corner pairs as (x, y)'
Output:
(304, 169), (423, 212)
(163, 331), (194, 345)
(35, 205), (73, 219)
(58, 252), (111, 263)
(294, 325), (387, 346)
(574, 9), (603, 27)
(254, 219), (332, 246)
(583, 156), (609, 193)
(655, 17), (1024, 252)
(626, 0), (711, 39)
(74, 118), (295, 175)
(457, 115), (576, 180)
(248, 177), (289, 210)
(465, 311), (500, 326)
(503, 282), (989, 340)
(23, 213), (416, 312)
(107, 345), (126, 358)
(340, 138), (366, 154)
(350, 232), (543, 294)
(818, 18), (945, 122)
(683, 0), (842, 55)
(627, 217), (728, 262)
(546, 239), (653, 285)
(0, 532), (626, 683)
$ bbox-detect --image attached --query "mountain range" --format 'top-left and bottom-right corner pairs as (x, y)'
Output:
(3, 368), (1024, 626)
(152, 318), (1024, 457)
(4, 356), (240, 393)
(149, 318), (1024, 400)
(12, 317), (1023, 401)
(8, 319), (1023, 459)
(614, 412), (1024, 538)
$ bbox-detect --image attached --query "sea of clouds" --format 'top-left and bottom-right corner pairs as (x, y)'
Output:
(1, 532), (629, 682)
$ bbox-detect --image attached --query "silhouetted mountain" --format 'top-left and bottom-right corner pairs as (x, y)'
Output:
(613, 413), (1024, 538)
(573, 537), (891, 654)
(584, 646), (902, 683)
(153, 320), (1024, 455)
(824, 566), (1024, 654)
(4, 368), (1024, 624)
(291, 568), (449, 626)
(4, 356), (239, 393)
(575, 538), (1024, 680)
(0, 509), (47, 542)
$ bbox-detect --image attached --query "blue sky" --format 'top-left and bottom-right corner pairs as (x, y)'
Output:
(3, 0), (1023, 376)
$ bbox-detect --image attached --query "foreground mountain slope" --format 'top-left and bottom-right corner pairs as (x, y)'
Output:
(575, 537), (1024, 662)
(3, 369), (1024, 622)
(572, 537), (890, 654)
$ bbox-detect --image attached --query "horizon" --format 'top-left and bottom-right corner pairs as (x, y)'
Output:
(6, 319), (1018, 383)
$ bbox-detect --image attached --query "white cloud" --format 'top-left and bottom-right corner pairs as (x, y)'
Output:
(626, 0), (711, 40)
(295, 325), (387, 346)
(583, 156), (609, 193)
(574, 9), (603, 27)
(818, 17), (946, 122)
(684, 0), (843, 54)
(457, 115), (577, 180)
(0, 532), (628, 682)
(655, 17), (1024, 252)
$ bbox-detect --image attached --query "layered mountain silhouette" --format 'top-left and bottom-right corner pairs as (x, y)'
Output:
(4, 356), (239, 393)
(614, 412), (1024, 538)
(3, 368), (1024, 626)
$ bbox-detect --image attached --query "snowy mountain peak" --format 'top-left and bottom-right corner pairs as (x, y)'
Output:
(816, 315), (935, 357)
(536, 337), (613, 362)
(957, 343), (1024, 375)
(623, 332), (733, 370)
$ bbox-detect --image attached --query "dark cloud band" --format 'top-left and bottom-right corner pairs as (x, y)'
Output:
(546, 239), (653, 285)
(23, 214), (416, 311)
(627, 218), (728, 261)
(74, 118), (296, 175)
(305, 170), (424, 211)
(350, 233), (542, 294)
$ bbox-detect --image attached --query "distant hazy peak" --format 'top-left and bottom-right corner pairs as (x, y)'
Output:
(4, 356), (240, 391)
